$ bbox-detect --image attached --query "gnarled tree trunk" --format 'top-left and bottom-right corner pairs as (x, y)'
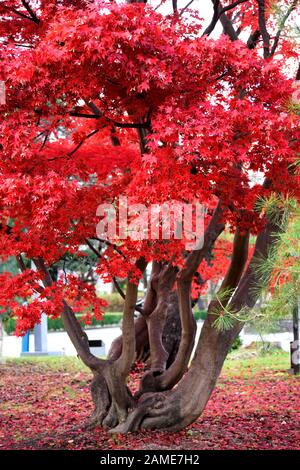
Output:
(110, 216), (281, 433)
(24, 198), (282, 434)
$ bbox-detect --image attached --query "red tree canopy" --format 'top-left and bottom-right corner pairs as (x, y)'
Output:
(0, 0), (299, 334)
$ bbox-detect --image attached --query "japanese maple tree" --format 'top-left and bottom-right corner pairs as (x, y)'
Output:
(0, 0), (299, 432)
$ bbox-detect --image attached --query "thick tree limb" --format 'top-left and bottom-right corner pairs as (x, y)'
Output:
(247, 29), (261, 49)
(203, 0), (220, 37)
(115, 258), (147, 375)
(207, 0), (239, 41)
(154, 228), (248, 392)
(257, 0), (270, 58)
(204, 0), (249, 37)
(179, 0), (194, 16)
(137, 203), (224, 394)
(218, 228), (250, 298)
(157, 278), (196, 390)
(145, 264), (178, 372)
(107, 262), (161, 363)
(108, 314), (149, 361)
(229, 218), (282, 314)
(180, 200), (225, 282)
(21, 0), (40, 24)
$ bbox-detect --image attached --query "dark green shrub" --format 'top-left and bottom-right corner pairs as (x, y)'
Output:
(194, 309), (207, 321)
(3, 316), (16, 335)
(3, 311), (123, 335)
(229, 335), (242, 352)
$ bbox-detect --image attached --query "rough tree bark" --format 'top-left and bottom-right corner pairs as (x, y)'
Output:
(108, 272), (183, 367)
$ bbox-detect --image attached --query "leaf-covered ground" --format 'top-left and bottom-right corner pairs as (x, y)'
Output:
(0, 352), (299, 450)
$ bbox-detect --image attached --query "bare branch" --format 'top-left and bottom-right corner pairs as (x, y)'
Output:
(85, 238), (102, 258)
(220, 0), (249, 15)
(203, 0), (220, 37)
(21, 0), (40, 24)
(112, 277), (126, 299)
(204, 1), (249, 38)
(179, 0), (194, 16)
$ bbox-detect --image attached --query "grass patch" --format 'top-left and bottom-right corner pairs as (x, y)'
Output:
(3, 349), (291, 378)
(223, 350), (290, 378)
(4, 356), (89, 373)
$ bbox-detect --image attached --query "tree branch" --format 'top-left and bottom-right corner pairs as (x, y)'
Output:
(257, 0), (270, 58)
(180, 201), (225, 282)
(296, 63), (300, 81)
(218, 5), (239, 41)
(202, 0), (249, 41)
(90, 237), (127, 259)
(112, 277), (126, 299)
(4, 6), (33, 22)
(247, 29), (261, 49)
(203, 0), (220, 37)
(158, 277), (196, 391)
(21, 0), (40, 24)
(116, 258), (147, 375)
(229, 216), (283, 318)
(16, 254), (28, 274)
(179, 0), (194, 16)
(69, 111), (151, 129)
(220, 0), (249, 15)
(219, 228), (250, 297)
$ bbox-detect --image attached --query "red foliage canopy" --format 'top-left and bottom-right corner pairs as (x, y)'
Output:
(0, 1), (299, 334)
